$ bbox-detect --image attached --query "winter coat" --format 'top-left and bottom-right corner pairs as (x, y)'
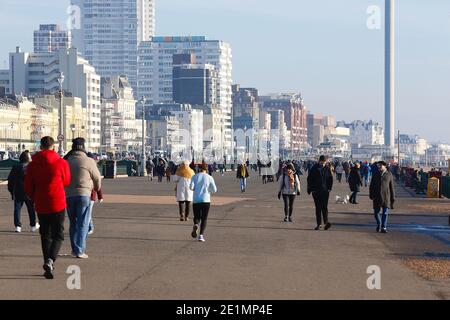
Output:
(278, 172), (301, 195)
(65, 151), (102, 198)
(348, 167), (363, 192)
(236, 165), (250, 179)
(369, 170), (396, 209)
(307, 163), (333, 194)
(173, 175), (194, 202)
(24, 150), (71, 214)
(7, 163), (30, 201)
(156, 164), (166, 176)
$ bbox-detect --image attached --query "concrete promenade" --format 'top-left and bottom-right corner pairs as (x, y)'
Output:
(0, 172), (448, 299)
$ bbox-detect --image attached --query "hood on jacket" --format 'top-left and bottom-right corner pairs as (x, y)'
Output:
(31, 150), (62, 165)
(68, 150), (88, 159)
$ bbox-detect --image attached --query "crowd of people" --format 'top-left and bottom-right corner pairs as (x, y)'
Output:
(7, 136), (400, 280)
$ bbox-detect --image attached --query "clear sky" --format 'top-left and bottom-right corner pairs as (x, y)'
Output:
(1, 0), (449, 143)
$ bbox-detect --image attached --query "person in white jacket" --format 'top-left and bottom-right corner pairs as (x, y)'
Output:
(173, 160), (195, 221)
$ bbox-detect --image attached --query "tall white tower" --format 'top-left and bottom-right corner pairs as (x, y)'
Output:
(385, 0), (395, 147)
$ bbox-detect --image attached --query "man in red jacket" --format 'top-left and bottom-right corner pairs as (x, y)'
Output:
(24, 136), (71, 279)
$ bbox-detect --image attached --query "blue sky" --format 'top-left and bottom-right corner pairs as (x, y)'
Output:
(0, 0), (449, 143)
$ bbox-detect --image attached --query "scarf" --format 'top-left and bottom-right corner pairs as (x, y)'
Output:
(176, 164), (195, 179)
(287, 169), (295, 188)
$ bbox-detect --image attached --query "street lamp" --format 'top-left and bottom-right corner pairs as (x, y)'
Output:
(139, 96), (147, 176)
(57, 72), (65, 156)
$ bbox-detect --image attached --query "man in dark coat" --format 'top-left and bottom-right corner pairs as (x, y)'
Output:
(369, 161), (395, 233)
(348, 162), (363, 204)
(156, 159), (166, 182)
(307, 155), (333, 230)
(236, 163), (250, 192)
(8, 150), (39, 233)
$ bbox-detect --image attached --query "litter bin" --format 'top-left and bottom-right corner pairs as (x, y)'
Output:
(104, 160), (117, 179)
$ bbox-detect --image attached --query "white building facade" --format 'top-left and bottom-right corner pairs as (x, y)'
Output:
(71, 0), (156, 90)
(101, 75), (142, 153)
(170, 107), (204, 159)
(344, 120), (384, 146)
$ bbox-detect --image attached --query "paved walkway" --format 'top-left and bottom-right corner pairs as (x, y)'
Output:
(0, 172), (448, 299)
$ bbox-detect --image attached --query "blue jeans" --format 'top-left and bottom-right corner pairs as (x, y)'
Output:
(364, 175), (369, 187)
(66, 196), (91, 256)
(374, 207), (389, 229)
(88, 201), (94, 232)
(14, 199), (36, 228)
(240, 178), (247, 191)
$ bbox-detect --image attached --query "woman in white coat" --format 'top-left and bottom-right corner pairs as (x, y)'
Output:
(173, 160), (195, 221)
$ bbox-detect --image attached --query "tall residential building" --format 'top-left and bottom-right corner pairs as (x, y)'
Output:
(34, 24), (72, 53)
(5, 47), (101, 151)
(261, 93), (308, 152)
(232, 84), (260, 131)
(71, 0), (156, 90)
(172, 54), (217, 106)
(137, 36), (233, 156)
(0, 70), (9, 95)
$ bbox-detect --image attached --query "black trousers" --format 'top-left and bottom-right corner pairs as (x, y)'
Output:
(282, 195), (296, 217)
(178, 201), (191, 218)
(312, 191), (330, 226)
(193, 203), (210, 235)
(38, 211), (65, 263)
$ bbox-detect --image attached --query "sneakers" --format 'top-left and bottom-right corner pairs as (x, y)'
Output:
(43, 259), (54, 279)
(314, 225), (322, 231)
(77, 253), (89, 259)
(381, 228), (388, 234)
(191, 225), (199, 238)
(324, 223), (332, 230)
(288, 217), (293, 223)
(376, 226), (381, 233)
(283, 217), (288, 222)
(30, 223), (40, 232)
(88, 229), (94, 235)
(198, 234), (205, 242)
(14, 226), (22, 233)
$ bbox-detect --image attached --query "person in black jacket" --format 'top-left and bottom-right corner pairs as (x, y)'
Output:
(7, 150), (39, 233)
(307, 155), (333, 230)
(348, 163), (363, 204)
(236, 163), (250, 192)
(369, 161), (395, 233)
